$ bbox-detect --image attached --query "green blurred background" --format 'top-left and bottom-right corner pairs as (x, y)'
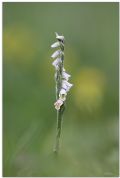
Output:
(3, 2), (119, 177)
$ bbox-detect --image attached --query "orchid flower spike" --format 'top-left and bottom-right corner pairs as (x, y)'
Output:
(51, 32), (73, 110)
(51, 32), (73, 153)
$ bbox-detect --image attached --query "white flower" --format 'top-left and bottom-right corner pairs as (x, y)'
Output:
(51, 50), (64, 59)
(63, 80), (73, 87)
(61, 80), (73, 92)
(55, 32), (64, 41)
(51, 50), (60, 59)
(52, 58), (61, 69)
(51, 42), (60, 48)
(54, 99), (63, 110)
(62, 71), (71, 81)
(59, 89), (67, 101)
(60, 88), (66, 95)
(61, 82), (68, 91)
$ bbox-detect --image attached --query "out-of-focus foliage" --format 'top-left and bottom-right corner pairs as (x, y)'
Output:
(3, 2), (119, 177)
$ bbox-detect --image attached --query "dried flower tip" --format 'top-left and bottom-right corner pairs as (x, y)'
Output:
(62, 71), (71, 81)
(54, 99), (63, 110)
(51, 42), (60, 48)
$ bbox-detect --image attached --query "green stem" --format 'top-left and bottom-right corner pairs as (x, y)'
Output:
(53, 104), (65, 153)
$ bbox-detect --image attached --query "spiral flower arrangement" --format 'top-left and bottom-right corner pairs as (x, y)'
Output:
(51, 32), (73, 153)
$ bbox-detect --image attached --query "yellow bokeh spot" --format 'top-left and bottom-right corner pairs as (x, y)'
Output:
(3, 26), (37, 64)
(74, 67), (106, 111)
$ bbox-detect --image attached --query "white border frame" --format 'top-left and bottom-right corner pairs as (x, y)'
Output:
(1, 1), (119, 178)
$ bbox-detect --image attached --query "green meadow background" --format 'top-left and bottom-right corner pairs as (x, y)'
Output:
(3, 2), (119, 177)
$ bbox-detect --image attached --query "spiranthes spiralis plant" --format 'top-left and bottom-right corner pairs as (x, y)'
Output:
(51, 32), (73, 153)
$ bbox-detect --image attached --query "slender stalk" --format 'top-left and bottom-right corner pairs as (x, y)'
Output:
(53, 104), (65, 153)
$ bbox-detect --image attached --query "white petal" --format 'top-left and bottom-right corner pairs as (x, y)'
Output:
(62, 71), (71, 81)
(59, 89), (67, 101)
(51, 42), (60, 48)
(61, 80), (73, 92)
(55, 32), (64, 41)
(62, 80), (73, 87)
(66, 86), (72, 92)
(52, 58), (61, 68)
(60, 88), (67, 95)
(56, 36), (64, 41)
(61, 82), (68, 90)
(51, 50), (60, 59)
(67, 82), (73, 88)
